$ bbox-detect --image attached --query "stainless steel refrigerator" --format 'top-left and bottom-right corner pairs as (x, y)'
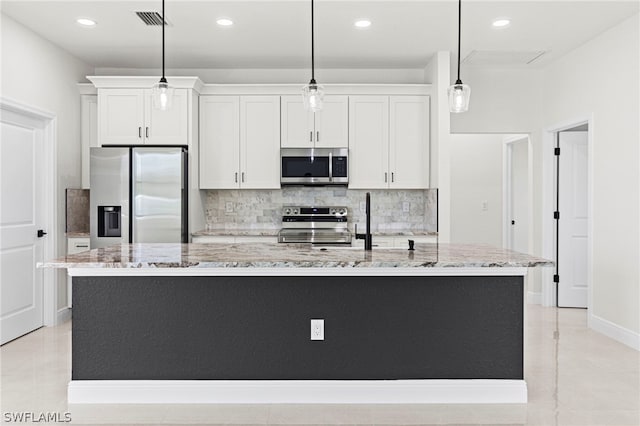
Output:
(90, 147), (188, 248)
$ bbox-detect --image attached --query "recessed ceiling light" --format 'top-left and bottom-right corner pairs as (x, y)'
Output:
(76, 18), (96, 27)
(492, 18), (511, 28)
(354, 20), (371, 28)
(216, 18), (233, 27)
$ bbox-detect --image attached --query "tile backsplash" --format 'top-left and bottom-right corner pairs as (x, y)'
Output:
(204, 188), (437, 233)
(65, 188), (90, 233)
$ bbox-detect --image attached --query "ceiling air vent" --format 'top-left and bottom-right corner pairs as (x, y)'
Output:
(135, 11), (167, 26)
(462, 50), (547, 66)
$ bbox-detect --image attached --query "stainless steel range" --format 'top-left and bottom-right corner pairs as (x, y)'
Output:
(277, 206), (352, 244)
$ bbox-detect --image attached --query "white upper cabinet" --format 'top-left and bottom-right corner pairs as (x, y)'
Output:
(349, 95), (430, 189)
(281, 96), (313, 148)
(200, 96), (280, 189)
(348, 96), (389, 189)
(389, 96), (430, 189)
(240, 96), (281, 189)
(314, 96), (349, 148)
(98, 88), (188, 146)
(280, 95), (348, 148)
(199, 96), (240, 189)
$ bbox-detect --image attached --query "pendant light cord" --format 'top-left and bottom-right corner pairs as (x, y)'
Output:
(311, 0), (315, 83)
(456, 0), (461, 83)
(162, 0), (166, 81)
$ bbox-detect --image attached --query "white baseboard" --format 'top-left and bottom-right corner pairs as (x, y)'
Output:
(589, 313), (640, 351)
(527, 291), (542, 305)
(56, 307), (71, 325)
(68, 379), (528, 404)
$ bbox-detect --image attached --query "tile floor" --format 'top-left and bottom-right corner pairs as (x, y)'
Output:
(1, 304), (638, 425)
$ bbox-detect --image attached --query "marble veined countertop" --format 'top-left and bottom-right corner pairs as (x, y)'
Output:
(41, 242), (553, 269)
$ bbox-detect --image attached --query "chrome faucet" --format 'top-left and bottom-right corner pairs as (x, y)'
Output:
(355, 192), (373, 250)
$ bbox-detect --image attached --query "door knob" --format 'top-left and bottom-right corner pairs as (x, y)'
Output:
(37, 229), (48, 238)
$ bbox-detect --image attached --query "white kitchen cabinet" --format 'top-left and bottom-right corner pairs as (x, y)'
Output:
(98, 88), (188, 146)
(240, 96), (281, 188)
(67, 237), (90, 307)
(280, 95), (348, 148)
(81, 95), (98, 189)
(199, 96), (240, 189)
(348, 96), (389, 188)
(349, 95), (429, 189)
(389, 96), (430, 188)
(199, 95), (280, 189)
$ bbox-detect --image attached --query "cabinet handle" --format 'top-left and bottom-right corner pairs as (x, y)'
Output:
(317, 131), (320, 142)
(138, 127), (142, 138)
(384, 172), (388, 183)
(310, 131), (313, 142)
(242, 172), (245, 183)
(235, 172), (238, 183)
(145, 127), (149, 138)
(391, 172), (395, 183)
(75, 245), (89, 248)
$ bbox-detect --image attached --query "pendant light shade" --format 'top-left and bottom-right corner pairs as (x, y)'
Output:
(302, 0), (324, 112)
(153, 0), (173, 110)
(448, 0), (470, 113)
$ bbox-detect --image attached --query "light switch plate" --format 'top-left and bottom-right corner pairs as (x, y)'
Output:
(310, 319), (324, 341)
(225, 202), (234, 213)
(402, 201), (410, 212)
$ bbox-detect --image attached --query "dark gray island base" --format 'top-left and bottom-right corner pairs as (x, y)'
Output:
(41, 242), (553, 404)
(73, 275), (523, 381)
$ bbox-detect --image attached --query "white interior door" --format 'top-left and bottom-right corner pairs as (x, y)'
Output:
(508, 139), (529, 253)
(1, 120), (45, 344)
(558, 131), (589, 308)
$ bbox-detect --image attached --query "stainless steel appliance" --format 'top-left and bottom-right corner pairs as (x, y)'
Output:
(90, 147), (188, 248)
(277, 206), (351, 244)
(280, 148), (348, 186)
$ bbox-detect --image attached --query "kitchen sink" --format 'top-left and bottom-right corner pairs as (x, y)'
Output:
(312, 245), (410, 251)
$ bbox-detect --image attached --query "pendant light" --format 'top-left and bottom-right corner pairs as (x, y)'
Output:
(302, 0), (324, 112)
(448, 0), (471, 113)
(152, 0), (173, 110)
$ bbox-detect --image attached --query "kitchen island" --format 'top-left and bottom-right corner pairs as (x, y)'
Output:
(43, 242), (552, 404)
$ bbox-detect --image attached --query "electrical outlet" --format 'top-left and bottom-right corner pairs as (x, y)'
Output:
(310, 319), (324, 341)
(481, 200), (488, 211)
(402, 201), (410, 213)
(225, 202), (234, 213)
(359, 201), (366, 212)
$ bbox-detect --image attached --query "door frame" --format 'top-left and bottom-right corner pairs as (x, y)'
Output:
(0, 97), (59, 327)
(502, 134), (533, 254)
(542, 115), (594, 309)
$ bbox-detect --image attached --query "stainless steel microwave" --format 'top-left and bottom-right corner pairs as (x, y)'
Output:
(280, 148), (348, 186)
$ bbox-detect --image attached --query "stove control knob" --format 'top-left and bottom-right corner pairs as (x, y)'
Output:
(330, 208), (336, 214)
(293, 208), (299, 215)
(284, 208), (291, 215)
(338, 208), (346, 215)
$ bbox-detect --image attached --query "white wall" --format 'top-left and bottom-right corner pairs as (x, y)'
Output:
(450, 134), (504, 247)
(542, 14), (639, 338)
(0, 14), (94, 311)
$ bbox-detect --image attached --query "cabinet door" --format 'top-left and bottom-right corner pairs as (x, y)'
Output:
(348, 96), (389, 189)
(314, 95), (349, 148)
(281, 95), (313, 148)
(81, 95), (98, 188)
(98, 89), (144, 145)
(389, 96), (430, 189)
(199, 96), (240, 189)
(240, 96), (281, 189)
(145, 88), (189, 145)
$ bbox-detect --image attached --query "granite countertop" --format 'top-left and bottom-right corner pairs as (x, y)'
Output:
(191, 229), (438, 237)
(41, 242), (553, 269)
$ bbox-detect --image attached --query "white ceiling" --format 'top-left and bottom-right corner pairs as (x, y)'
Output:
(1, 1), (638, 69)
